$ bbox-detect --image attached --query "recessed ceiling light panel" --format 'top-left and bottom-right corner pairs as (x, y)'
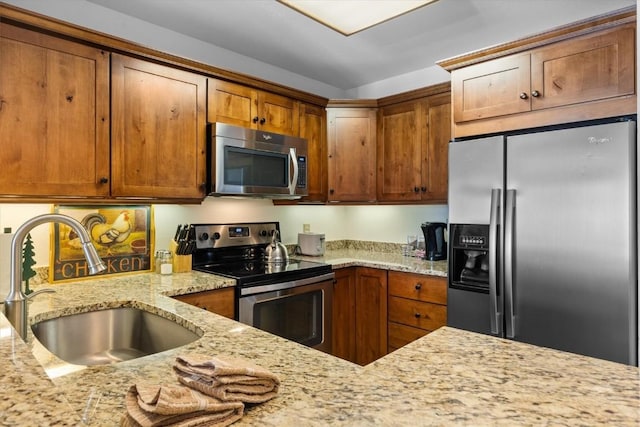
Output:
(277, 0), (438, 36)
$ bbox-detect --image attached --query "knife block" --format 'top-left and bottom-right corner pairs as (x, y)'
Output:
(170, 240), (192, 273)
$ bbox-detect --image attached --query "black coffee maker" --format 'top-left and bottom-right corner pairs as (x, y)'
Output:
(421, 222), (447, 261)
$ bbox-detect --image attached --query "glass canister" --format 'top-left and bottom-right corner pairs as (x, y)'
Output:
(155, 250), (173, 275)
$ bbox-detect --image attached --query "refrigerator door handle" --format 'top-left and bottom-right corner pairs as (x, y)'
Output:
(489, 188), (502, 335)
(504, 189), (516, 338)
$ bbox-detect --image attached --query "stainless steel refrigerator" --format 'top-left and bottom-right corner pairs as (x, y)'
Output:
(447, 118), (637, 365)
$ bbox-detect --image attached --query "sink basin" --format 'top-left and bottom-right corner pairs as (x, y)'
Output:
(31, 307), (201, 366)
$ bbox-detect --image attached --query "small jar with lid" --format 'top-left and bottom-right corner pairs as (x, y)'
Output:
(155, 250), (173, 275)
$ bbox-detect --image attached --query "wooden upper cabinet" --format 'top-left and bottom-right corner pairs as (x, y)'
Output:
(327, 108), (377, 202)
(530, 25), (635, 111)
(299, 103), (327, 202)
(208, 79), (256, 128)
(208, 79), (299, 135)
(422, 93), (450, 203)
(444, 11), (636, 137)
(452, 53), (531, 123)
(0, 23), (110, 198)
(377, 100), (422, 201)
(111, 54), (207, 199)
(377, 92), (450, 203)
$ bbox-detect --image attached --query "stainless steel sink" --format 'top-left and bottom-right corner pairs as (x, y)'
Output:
(31, 307), (201, 366)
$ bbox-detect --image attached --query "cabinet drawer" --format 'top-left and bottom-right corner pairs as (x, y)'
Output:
(388, 321), (429, 350)
(388, 296), (446, 331)
(174, 287), (235, 319)
(388, 272), (447, 304)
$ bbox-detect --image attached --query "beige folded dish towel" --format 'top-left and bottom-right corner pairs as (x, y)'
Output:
(120, 383), (244, 427)
(174, 354), (280, 404)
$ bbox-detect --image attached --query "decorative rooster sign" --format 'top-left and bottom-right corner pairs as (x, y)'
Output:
(68, 211), (134, 256)
(50, 205), (154, 282)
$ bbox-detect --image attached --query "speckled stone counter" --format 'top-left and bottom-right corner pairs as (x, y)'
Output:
(1, 258), (639, 425)
(301, 247), (448, 276)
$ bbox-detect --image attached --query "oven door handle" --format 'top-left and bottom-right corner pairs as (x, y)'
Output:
(240, 272), (335, 296)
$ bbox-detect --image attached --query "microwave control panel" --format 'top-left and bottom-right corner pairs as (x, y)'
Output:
(297, 156), (307, 188)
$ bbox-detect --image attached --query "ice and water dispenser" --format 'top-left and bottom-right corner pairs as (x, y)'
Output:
(449, 224), (490, 293)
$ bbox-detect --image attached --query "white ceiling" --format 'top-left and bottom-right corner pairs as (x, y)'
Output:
(81, 0), (635, 92)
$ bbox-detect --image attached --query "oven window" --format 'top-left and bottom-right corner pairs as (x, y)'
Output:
(253, 290), (323, 347)
(224, 146), (288, 187)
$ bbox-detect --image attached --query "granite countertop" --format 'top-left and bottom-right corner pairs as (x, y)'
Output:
(1, 249), (639, 425)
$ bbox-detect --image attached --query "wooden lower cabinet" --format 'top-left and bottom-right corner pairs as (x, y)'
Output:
(332, 268), (357, 362)
(332, 267), (388, 365)
(355, 267), (388, 365)
(387, 271), (447, 353)
(173, 287), (235, 319)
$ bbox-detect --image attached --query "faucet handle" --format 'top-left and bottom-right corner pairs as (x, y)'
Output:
(25, 288), (56, 301)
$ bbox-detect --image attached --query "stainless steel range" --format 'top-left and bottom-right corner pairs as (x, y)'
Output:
(191, 222), (334, 353)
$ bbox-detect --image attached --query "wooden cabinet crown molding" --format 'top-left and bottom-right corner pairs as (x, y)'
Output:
(437, 5), (635, 72)
(377, 81), (451, 107)
(0, 2), (328, 107)
(326, 99), (379, 108)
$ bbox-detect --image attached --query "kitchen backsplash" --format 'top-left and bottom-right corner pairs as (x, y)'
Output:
(0, 200), (447, 267)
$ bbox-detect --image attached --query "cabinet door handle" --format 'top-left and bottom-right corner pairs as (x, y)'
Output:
(531, 90), (540, 97)
(415, 283), (422, 290)
(414, 186), (420, 193)
(252, 116), (259, 123)
(519, 92), (528, 100)
(329, 189), (335, 194)
(99, 177), (109, 184)
(260, 117), (266, 125)
(414, 312), (421, 318)
(421, 186), (427, 192)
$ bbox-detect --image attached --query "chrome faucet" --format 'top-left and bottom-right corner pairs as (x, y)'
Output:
(3, 213), (107, 340)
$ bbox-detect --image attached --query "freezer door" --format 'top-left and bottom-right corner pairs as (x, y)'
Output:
(448, 136), (505, 337)
(448, 136), (505, 224)
(505, 120), (637, 365)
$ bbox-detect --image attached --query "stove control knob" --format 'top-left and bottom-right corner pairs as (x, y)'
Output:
(199, 232), (209, 241)
(259, 230), (268, 237)
(212, 232), (221, 240)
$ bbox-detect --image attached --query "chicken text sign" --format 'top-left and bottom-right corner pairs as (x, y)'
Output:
(49, 205), (154, 282)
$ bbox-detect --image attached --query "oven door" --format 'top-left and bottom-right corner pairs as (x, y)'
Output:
(238, 273), (333, 354)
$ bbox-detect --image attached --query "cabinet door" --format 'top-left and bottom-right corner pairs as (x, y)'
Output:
(530, 25), (635, 111)
(422, 93), (451, 202)
(173, 287), (235, 319)
(257, 91), (299, 135)
(299, 103), (327, 202)
(452, 53), (531, 122)
(111, 54), (206, 199)
(332, 267), (356, 362)
(355, 267), (387, 365)
(327, 108), (377, 202)
(377, 100), (422, 201)
(0, 23), (110, 197)
(207, 79), (258, 129)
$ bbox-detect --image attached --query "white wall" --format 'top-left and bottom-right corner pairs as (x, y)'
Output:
(0, 201), (448, 267)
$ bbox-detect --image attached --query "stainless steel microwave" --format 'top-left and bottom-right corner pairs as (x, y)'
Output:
(207, 123), (308, 199)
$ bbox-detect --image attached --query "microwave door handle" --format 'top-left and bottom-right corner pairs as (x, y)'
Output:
(288, 147), (298, 195)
